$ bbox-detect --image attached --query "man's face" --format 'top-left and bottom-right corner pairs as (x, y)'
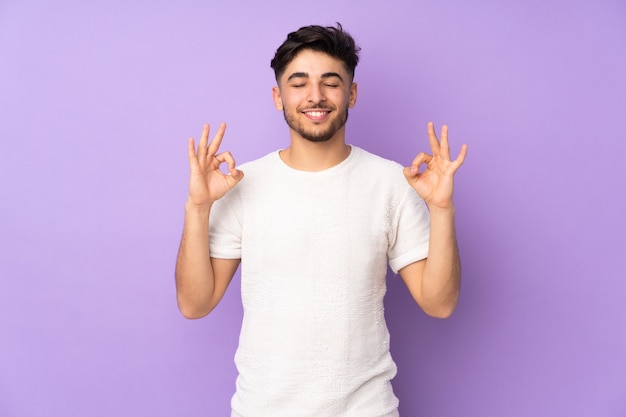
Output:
(272, 49), (357, 143)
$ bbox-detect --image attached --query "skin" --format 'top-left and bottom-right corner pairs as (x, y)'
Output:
(401, 123), (467, 318)
(175, 123), (243, 318)
(271, 50), (357, 171)
(175, 48), (467, 319)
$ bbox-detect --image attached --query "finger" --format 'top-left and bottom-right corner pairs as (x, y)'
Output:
(439, 124), (451, 161)
(427, 122), (441, 158)
(214, 151), (238, 173)
(214, 151), (244, 182)
(405, 152), (432, 180)
(453, 143), (468, 168)
(197, 124), (211, 163)
(207, 123), (227, 157)
(411, 152), (432, 169)
(187, 137), (200, 170)
(229, 168), (244, 182)
(403, 165), (419, 180)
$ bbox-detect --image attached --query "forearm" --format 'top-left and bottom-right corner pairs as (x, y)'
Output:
(175, 200), (216, 318)
(421, 205), (461, 317)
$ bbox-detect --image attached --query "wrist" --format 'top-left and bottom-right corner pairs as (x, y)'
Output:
(185, 198), (213, 214)
(427, 203), (456, 217)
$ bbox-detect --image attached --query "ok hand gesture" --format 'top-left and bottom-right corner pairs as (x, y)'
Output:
(187, 123), (243, 207)
(403, 122), (467, 210)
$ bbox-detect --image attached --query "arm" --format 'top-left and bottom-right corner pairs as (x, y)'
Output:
(400, 122), (467, 318)
(175, 123), (244, 319)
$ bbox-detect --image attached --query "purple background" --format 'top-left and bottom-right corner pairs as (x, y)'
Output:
(1, 1), (625, 416)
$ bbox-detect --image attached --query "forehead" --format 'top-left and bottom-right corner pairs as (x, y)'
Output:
(281, 49), (349, 81)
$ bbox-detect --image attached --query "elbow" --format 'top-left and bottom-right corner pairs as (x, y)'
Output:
(179, 308), (209, 320)
(177, 298), (213, 320)
(179, 306), (211, 320)
(421, 298), (458, 319)
(425, 305), (456, 319)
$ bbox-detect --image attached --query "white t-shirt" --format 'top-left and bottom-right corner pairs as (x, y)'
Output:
(209, 146), (430, 417)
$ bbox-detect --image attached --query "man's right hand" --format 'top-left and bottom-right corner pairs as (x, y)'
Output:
(187, 123), (244, 207)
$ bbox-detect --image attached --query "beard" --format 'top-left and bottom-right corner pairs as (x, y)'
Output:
(283, 103), (350, 143)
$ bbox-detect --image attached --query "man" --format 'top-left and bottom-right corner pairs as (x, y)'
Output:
(175, 23), (467, 417)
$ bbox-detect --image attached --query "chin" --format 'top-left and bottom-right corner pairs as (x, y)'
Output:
(301, 132), (335, 143)
(284, 109), (349, 144)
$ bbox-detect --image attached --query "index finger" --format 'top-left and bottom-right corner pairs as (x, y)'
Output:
(207, 123), (227, 157)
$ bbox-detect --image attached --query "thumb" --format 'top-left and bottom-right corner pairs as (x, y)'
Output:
(227, 169), (245, 186)
(403, 165), (419, 181)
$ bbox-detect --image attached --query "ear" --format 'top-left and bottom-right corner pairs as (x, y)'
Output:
(348, 82), (358, 108)
(272, 86), (283, 111)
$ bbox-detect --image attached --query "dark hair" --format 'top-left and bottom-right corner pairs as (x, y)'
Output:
(270, 23), (361, 82)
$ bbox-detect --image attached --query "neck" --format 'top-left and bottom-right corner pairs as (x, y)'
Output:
(280, 130), (351, 172)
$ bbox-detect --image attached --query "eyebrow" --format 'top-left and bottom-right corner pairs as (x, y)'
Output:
(286, 72), (344, 82)
(322, 72), (344, 82)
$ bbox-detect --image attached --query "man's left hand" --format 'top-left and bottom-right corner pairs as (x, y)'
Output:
(403, 122), (467, 210)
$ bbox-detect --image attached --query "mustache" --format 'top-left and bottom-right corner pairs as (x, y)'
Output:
(299, 102), (335, 111)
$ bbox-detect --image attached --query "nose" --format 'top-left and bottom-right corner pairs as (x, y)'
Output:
(307, 82), (326, 103)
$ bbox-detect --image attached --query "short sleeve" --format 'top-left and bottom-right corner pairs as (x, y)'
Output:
(209, 193), (243, 259)
(387, 186), (430, 273)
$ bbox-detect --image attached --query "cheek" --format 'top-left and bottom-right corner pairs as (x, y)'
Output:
(281, 94), (302, 110)
(333, 89), (353, 106)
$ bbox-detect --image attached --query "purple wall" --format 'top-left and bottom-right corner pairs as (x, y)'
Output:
(1, 1), (625, 416)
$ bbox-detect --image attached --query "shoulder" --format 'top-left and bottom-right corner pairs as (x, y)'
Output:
(352, 146), (404, 169)
(350, 146), (407, 185)
(218, 151), (282, 205)
(233, 151), (281, 186)
(238, 151), (279, 173)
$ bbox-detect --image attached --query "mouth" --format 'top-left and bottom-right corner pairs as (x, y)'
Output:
(302, 109), (332, 121)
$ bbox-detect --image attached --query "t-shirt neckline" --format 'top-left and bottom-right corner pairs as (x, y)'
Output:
(273, 145), (360, 176)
